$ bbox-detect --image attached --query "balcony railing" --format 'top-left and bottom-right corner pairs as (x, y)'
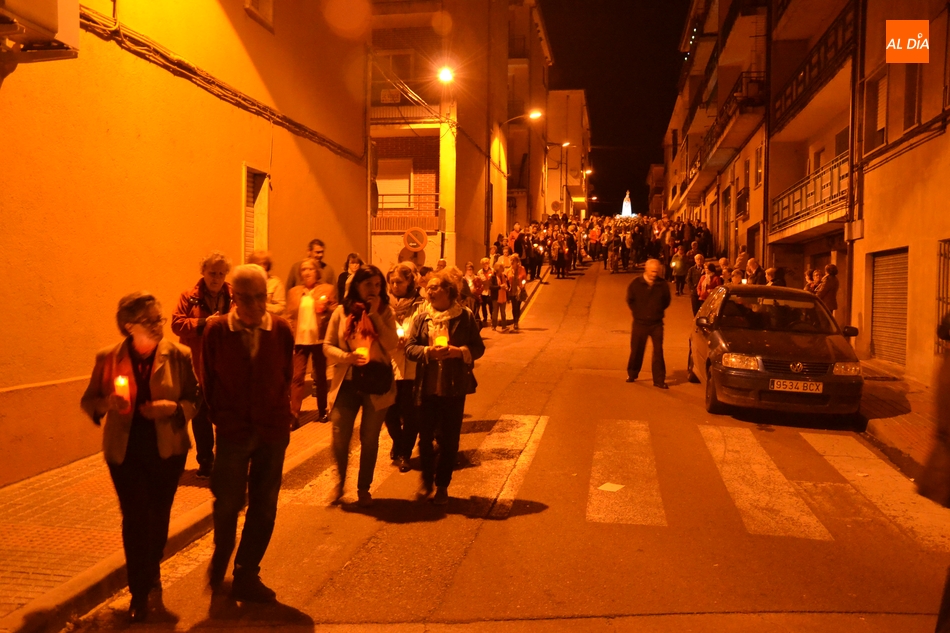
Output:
(721, 0), (767, 51)
(690, 71), (766, 179)
(772, 1), (855, 134)
(377, 192), (439, 212)
(509, 36), (527, 59)
(770, 152), (849, 233)
(371, 79), (440, 108)
(774, 0), (792, 27)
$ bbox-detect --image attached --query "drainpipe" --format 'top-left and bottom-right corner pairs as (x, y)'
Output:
(762, 0), (772, 268)
(844, 0), (865, 327)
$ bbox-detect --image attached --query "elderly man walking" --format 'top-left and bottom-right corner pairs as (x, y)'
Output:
(202, 264), (295, 602)
(626, 259), (672, 389)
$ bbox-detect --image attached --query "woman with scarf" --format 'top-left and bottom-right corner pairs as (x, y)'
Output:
(384, 262), (424, 472)
(488, 261), (511, 331)
(507, 254), (528, 331)
(405, 270), (485, 505)
(324, 265), (399, 506)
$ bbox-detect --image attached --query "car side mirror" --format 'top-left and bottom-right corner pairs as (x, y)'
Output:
(842, 325), (859, 337)
(695, 316), (709, 328)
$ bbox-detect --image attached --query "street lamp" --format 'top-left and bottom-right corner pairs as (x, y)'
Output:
(438, 66), (454, 83)
(503, 109), (543, 125)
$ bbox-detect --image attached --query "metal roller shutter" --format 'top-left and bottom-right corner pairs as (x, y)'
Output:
(871, 249), (908, 365)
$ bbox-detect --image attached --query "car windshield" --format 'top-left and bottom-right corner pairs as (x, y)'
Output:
(715, 294), (838, 334)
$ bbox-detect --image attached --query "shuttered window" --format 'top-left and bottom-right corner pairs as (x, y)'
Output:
(244, 166), (269, 263)
(876, 75), (888, 131)
(871, 249), (908, 365)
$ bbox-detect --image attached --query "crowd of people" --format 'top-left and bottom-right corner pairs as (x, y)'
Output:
(80, 240), (491, 619)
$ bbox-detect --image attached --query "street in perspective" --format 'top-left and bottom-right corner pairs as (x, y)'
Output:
(2, 1), (950, 632)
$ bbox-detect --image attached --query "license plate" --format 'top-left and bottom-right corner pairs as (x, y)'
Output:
(769, 379), (823, 393)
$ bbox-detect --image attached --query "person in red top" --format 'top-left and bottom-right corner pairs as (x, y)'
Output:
(171, 251), (232, 478)
(588, 225), (602, 261)
(202, 264), (295, 603)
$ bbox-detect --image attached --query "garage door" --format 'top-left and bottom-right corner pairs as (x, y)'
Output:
(871, 249), (908, 365)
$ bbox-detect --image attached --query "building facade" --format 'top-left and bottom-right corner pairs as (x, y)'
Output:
(0, 0), (369, 486)
(544, 89), (591, 219)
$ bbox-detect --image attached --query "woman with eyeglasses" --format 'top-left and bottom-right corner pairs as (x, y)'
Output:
(81, 292), (198, 622)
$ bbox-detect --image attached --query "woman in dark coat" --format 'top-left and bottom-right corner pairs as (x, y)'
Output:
(405, 270), (485, 505)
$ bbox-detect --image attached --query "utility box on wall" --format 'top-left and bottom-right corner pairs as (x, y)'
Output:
(0, 0), (78, 62)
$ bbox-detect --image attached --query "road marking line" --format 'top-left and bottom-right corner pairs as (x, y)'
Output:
(586, 420), (667, 526)
(489, 416), (549, 519)
(699, 425), (832, 540)
(449, 415), (541, 505)
(801, 433), (950, 552)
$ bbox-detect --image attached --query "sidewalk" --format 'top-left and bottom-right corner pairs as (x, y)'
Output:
(0, 404), (334, 633)
(859, 358), (939, 477)
(0, 268), (551, 633)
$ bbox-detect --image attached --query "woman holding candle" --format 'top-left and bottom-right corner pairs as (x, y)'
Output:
(462, 262), (483, 317)
(324, 265), (399, 506)
(405, 270), (485, 505)
(476, 258), (493, 328)
(81, 292), (198, 622)
(384, 262), (425, 472)
(506, 255), (528, 332)
(286, 258), (338, 425)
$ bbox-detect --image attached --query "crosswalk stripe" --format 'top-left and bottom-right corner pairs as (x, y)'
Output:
(801, 432), (950, 552)
(586, 420), (667, 526)
(699, 425), (832, 540)
(489, 416), (548, 519)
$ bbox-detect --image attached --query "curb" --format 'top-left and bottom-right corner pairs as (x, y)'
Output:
(0, 430), (334, 633)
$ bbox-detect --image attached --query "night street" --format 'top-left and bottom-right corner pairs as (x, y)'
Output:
(64, 264), (950, 633)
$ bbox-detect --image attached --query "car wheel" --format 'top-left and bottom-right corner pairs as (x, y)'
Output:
(687, 346), (699, 383)
(704, 365), (726, 414)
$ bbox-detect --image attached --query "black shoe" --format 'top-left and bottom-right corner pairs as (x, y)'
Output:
(196, 462), (213, 479)
(396, 456), (411, 473)
(207, 558), (227, 590)
(128, 594), (148, 623)
(626, 376), (637, 383)
(654, 383), (670, 390)
(231, 573), (277, 603)
(318, 411), (329, 423)
(432, 487), (449, 506)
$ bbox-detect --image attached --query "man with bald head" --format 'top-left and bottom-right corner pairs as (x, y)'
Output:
(625, 259), (672, 389)
(202, 264), (295, 603)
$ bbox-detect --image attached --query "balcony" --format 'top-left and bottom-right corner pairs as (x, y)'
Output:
(371, 79), (441, 108)
(372, 193), (441, 233)
(772, 2), (854, 135)
(769, 152), (849, 240)
(682, 71), (766, 201)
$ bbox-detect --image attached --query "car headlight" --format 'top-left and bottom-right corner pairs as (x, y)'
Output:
(721, 353), (759, 371)
(833, 362), (862, 376)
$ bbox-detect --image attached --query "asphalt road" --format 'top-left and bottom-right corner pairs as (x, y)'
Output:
(70, 262), (950, 633)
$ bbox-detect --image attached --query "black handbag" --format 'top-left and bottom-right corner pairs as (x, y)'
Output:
(351, 360), (394, 395)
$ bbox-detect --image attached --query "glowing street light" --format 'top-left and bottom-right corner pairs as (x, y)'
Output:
(438, 67), (454, 83)
(504, 109), (544, 125)
(585, 168), (593, 175)
(562, 141), (571, 147)
(591, 195), (599, 201)
(528, 109), (542, 119)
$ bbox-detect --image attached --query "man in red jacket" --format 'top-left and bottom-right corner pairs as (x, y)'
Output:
(202, 264), (294, 603)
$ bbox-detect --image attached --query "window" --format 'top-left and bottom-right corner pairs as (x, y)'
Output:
(244, 0), (274, 32)
(865, 72), (887, 151)
(904, 64), (922, 130)
(834, 127), (849, 157)
(813, 148), (824, 172)
(754, 145), (763, 188)
(244, 165), (269, 263)
(671, 130), (679, 157)
(939, 239), (950, 355)
(743, 158), (750, 189)
(373, 51), (413, 82)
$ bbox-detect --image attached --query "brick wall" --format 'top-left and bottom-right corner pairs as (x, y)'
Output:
(375, 136), (440, 198)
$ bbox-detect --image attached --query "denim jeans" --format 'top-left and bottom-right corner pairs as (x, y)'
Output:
(332, 380), (389, 492)
(384, 380), (421, 461)
(211, 431), (288, 578)
(491, 301), (508, 329)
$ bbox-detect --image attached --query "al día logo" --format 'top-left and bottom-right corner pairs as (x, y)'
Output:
(886, 20), (929, 63)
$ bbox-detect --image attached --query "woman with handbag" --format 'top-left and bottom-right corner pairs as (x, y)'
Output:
(323, 265), (399, 507)
(80, 292), (198, 622)
(507, 254), (528, 332)
(405, 270), (485, 505)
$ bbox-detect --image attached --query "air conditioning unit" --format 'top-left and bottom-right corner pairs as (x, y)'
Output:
(0, 0), (78, 63)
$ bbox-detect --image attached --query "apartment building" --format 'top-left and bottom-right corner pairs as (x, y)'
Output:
(665, 0), (768, 262)
(646, 164), (667, 217)
(851, 0), (950, 385)
(545, 89), (591, 219)
(506, 0), (553, 227)
(0, 0), (369, 485)
(369, 0), (509, 271)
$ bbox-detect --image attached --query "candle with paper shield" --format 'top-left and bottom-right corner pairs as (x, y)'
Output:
(114, 376), (131, 413)
(433, 322), (449, 347)
(355, 347), (369, 359)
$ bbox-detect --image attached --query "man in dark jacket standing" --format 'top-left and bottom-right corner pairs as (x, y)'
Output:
(203, 264), (295, 603)
(686, 254), (706, 316)
(626, 259), (672, 389)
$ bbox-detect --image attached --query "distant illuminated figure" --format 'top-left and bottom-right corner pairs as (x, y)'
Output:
(621, 190), (633, 217)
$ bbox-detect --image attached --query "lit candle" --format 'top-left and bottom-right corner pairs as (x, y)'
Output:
(396, 326), (405, 338)
(435, 335), (449, 347)
(355, 346), (369, 359)
(114, 375), (129, 400)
